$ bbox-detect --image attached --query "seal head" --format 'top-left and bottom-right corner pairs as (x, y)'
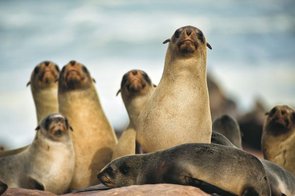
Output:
(59, 60), (94, 92)
(36, 113), (73, 142)
(27, 61), (59, 89)
(264, 105), (295, 136)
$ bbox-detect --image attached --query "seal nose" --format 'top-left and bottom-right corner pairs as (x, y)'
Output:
(44, 61), (50, 67)
(69, 60), (76, 66)
(131, 70), (138, 75)
(185, 29), (192, 36)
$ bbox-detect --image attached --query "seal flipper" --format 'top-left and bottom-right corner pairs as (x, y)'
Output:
(27, 176), (45, 191)
(186, 176), (237, 196)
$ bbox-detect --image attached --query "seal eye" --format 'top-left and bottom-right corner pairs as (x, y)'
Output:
(44, 117), (51, 130)
(34, 66), (40, 75)
(82, 66), (89, 74)
(119, 163), (130, 175)
(174, 29), (181, 39)
(55, 65), (60, 72)
(142, 72), (151, 85)
(268, 108), (277, 117)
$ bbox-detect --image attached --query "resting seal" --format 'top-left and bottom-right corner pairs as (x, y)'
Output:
(98, 143), (270, 195)
(58, 60), (117, 189)
(0, 113), (75, 194)
(262, 105), (295, 175)
(135, 26), (212, 152)
(27, 61), (60, 123)
(212, 114), (242, 148)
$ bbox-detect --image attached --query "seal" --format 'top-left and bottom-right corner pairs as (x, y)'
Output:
(58, 60), (118, 189)
(211, 119), (295, 196)
(112, 70), (156, 159)
(135, 26), (212, 152)
(98, 143), (271, 195)
(0, 113), (75, 194)
(212, 114), (242, 148)
(262, 105), (295, 175)
(27, 61), (60, 124)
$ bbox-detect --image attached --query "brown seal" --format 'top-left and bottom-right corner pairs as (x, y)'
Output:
(212, 114), (242, 148)
(27, 61), (60, 124)
(98, 143), (271, 195)
(262, 105), (295, 175)
(112, 70), (156, 159)
(58, 60), (117, 189)
(135, 26), (212, 152)
(0, 113), (75, 194)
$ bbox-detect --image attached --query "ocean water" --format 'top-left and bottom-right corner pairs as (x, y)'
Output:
(0, 0), (294, 148)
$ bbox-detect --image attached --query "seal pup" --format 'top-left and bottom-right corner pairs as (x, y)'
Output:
(0, 113), (75, 194)
(98, 143), (270, 195)
(58, 60), (117, 189)
(112, 70), (156, 159)
(212, 114), (242, 148)
(136, 26), (213, 152)
(262, 105), (295, 175)
(27, 61), (60, 124)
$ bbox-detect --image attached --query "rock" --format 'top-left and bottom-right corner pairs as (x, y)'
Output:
(65, 184), (209, 196)
(3, 188), (55, 196)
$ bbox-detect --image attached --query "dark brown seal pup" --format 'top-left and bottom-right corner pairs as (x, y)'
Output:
(213, 114), (242, 148)
(58, 60), (117, 189)
(262, 105), (295, 175)
(136, 26), (213, 152)
(98, 143), (270, 196)
(0, 113), (75, 194)
(27, 61), (60, 124)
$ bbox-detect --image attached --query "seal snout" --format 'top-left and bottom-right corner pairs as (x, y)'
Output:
(97, 168), (115, 188)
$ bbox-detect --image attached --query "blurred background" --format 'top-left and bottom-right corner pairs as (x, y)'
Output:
(0, 0), (294, 149)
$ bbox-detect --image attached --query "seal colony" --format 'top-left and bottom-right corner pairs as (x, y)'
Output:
(1, 25), (295, 195)
(0, 113), (75, 194)
(135, 25), (213, 152)
(58, 60), (117, 189)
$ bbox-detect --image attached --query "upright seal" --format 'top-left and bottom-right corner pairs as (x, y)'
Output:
(0, 113), (75, 194)
(112, 69), (156, 159)
(98, 143), (271, 195)
(27, 61), (60, 124)
(58, 60), (117, 189)
(136, 26), (212, 152)
(262, 105), (295, 175)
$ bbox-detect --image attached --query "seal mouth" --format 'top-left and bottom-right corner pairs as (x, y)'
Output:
(39, 70), (58, 84)
(266, 118), (290, 135)
(178, 39), (197, 53)
(126, 79), (146, 93)
(98, 174), (115, 188)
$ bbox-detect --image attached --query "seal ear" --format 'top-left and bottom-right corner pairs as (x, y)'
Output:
(116, 89), (121, 96)
(163, 39), (171, 44)
(206, 43), (212, 50)
(26, 81), (31, 87)
(92, 78), (96, 83)
(35, 125), (40, 131)
(153, 84), (157, 88)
